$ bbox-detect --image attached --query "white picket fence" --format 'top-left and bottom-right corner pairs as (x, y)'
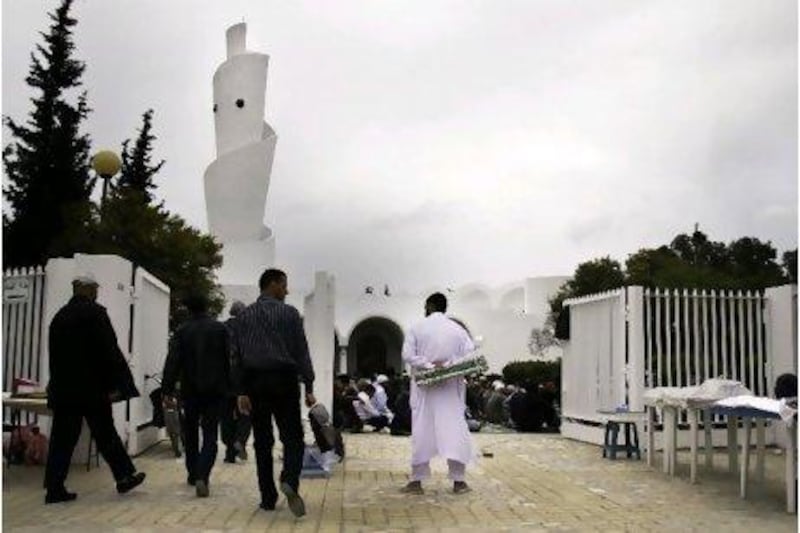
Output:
(2, 266), (46, 425)
(561, 284), (797, 447)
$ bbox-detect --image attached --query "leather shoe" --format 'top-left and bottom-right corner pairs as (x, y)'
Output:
(453, 481), (472, 494)
(280, 481), (306, 517)
(400, 481), (424, 495)
(45, 489), (77, 504)
(195, 479), (209, 498)
(259, 501), (276, 511)
(234, 441), (248, 460)
(116, 472), (146, 494)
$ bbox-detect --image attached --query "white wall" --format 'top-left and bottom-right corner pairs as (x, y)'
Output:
(765, 284), (798, 395)
(327, 276), (567, 375)
(40, 254), (170, 458)
(303, 272), (336, 415)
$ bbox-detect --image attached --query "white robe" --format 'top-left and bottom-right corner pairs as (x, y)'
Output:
(402, 312), (476, 466)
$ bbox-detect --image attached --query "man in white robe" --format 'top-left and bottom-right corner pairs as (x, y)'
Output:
(400, 292), (476, 495)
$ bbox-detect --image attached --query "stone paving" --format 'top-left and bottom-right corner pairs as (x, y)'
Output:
(2, 432), (797, 532)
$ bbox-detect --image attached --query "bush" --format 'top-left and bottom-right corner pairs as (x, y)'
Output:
(502, 360), (561, 389)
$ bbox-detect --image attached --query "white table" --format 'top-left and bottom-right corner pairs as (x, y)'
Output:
(645, 396), (797, 514)
(3, 396), (99, 471)
(706, 403), (797, 514)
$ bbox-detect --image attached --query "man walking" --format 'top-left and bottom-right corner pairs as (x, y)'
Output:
(162, 294), (230, 498)
(221, 301), (251, 463)
(401, 292), (476, 495)
(44, 274), (146, 504)
(230, 269), (315, 517)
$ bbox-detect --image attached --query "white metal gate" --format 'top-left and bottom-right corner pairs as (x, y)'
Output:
(561, 289), (626, 422)
(561, 284), (797, 446)
(2, 266), (46, 424)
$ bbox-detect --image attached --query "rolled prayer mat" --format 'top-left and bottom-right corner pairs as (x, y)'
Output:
(414, 355), (489, 386)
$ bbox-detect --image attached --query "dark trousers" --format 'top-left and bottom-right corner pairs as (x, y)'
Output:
(220, 397), (252, 458)
(182, 394), (223, 483)
(247, 371), (304, 506)
(365, 415), (389, 431)
(44, 402), (135, 491)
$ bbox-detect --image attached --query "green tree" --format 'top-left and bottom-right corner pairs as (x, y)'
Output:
(783, 249), (797, 284)
(549, 227), (793, 319)
(117, 109), (163, 203)
(549, 256), (625, 315)
(726, 237), (786, 289)
(502, 360), (561, 389)
(3, 0), (93, 267)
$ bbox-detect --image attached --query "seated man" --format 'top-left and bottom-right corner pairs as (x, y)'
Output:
(352, 382), (391, 431)
(390, 377), (412, 436)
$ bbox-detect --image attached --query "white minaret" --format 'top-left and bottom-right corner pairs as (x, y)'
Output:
(204, 23), (277, 299)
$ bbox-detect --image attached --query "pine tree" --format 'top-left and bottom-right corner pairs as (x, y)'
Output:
(3, 0), (94, 267)
(117, 109), (164, 203)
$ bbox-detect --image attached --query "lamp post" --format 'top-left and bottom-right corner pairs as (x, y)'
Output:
(91, 150), (122, 208)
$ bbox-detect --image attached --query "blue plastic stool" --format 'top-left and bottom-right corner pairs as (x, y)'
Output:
(602, 420), (641, 460)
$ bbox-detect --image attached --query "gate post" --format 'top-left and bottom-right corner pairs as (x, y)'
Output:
(627, 286), (645, 411)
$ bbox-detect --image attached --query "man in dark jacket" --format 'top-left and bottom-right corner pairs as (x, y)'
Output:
(44, 274), (145, 504)
(162, 293), (230, 498)
(221, 300), (251, 463)
(230, 268), (316, 517)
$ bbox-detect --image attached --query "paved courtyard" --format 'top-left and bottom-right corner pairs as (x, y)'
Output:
(2, 432), (796, 532)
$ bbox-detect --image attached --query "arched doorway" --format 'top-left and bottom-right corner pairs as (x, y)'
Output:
(347, 316), (404, 378)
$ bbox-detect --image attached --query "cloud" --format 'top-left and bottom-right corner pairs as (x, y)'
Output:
(2, 0), (796, 292)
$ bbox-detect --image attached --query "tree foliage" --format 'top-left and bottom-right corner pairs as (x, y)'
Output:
(548, 227), (795, 319)
(117, 109), (164, 203)
(3, 0), (93, 267)
(502, 360), (561, 389)
(549, 256), (625, 314)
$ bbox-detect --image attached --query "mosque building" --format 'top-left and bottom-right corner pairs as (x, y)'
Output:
(204, 23), (568, 395)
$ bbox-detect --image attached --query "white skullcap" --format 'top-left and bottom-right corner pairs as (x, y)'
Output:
(72, 272), (98, 286)
(375, 374), (389, 384)
(492, 380), (505, 391)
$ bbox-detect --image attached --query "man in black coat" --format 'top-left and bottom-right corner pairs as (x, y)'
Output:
(44, 274), (145, 504)
(162, 293), (230, 498)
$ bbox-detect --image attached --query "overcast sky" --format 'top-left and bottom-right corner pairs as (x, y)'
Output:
(2, 0), (797, 294)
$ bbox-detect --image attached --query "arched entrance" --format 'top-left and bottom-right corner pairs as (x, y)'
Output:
(347, 316), (404, 378)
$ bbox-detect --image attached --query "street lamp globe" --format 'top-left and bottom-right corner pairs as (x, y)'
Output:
(91, 150), (122, 204)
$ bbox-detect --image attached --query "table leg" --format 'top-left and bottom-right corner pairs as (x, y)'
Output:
(755, 418), (765, 483)
(670, 408), (678, 476)
(663, 408), (671, 474)
(647, 406), (655, 467)
(727, 416), (738, 474)
(787, 422), (797, 514)
(690, 408), (699, 484)
(703, 409), (713, 469)
(740, 417), (751, 499)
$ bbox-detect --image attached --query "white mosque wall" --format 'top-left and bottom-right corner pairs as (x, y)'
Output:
(320, 276), (566, 376)
(234, 274), (565, 380)
(303, 272), (336, 415)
